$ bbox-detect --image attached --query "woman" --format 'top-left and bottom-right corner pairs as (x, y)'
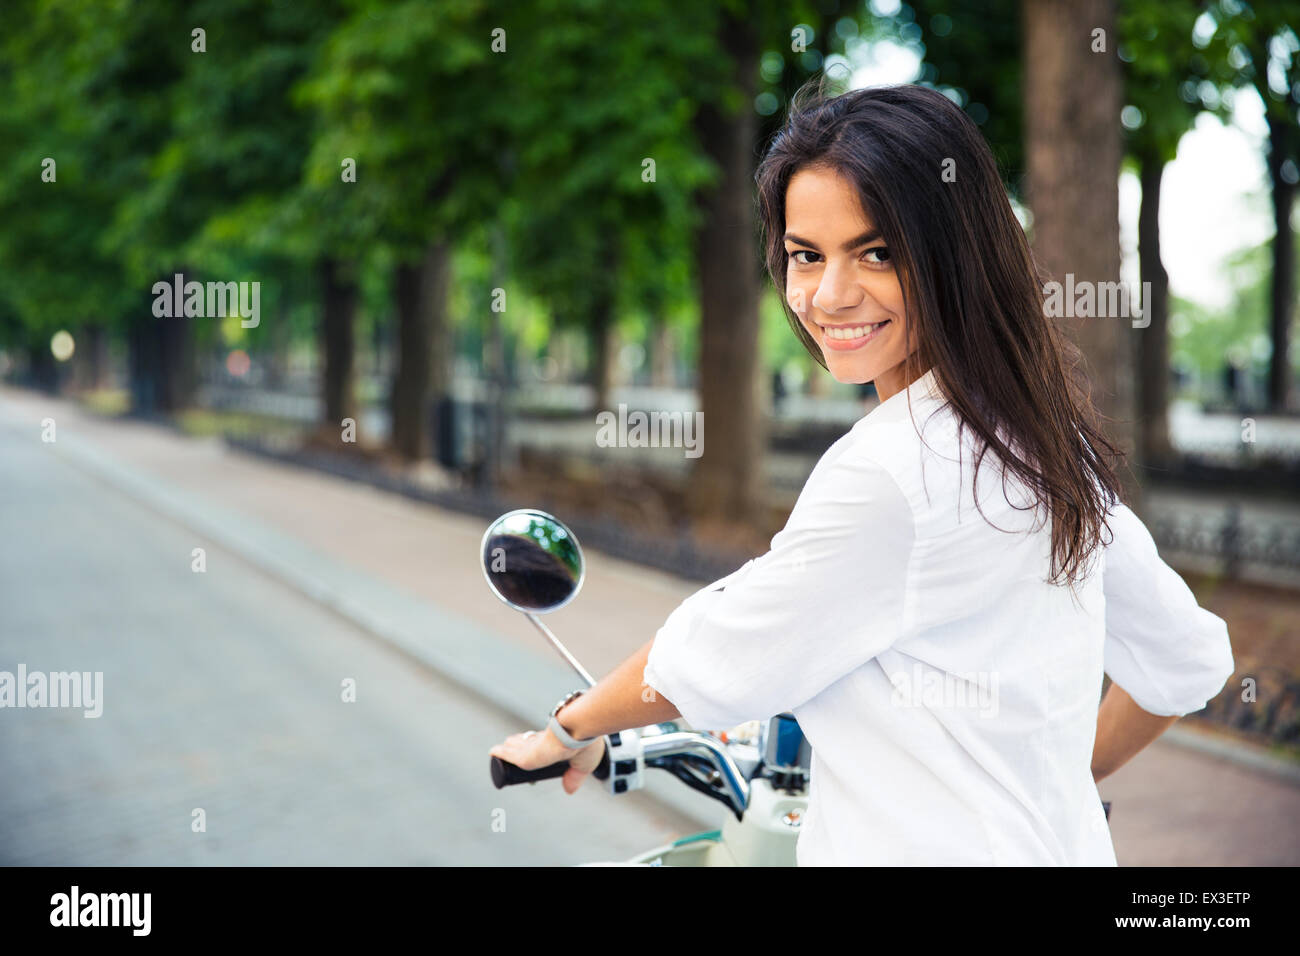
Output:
(490, 83), (1234, 865)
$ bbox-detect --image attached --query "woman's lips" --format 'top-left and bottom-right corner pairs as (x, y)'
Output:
(819, 319), (891, 351)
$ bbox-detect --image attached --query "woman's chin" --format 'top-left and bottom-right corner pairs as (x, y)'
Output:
(823, 360), (873, 386)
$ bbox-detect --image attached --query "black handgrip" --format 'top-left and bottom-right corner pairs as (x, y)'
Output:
(490, 747), (611, 789)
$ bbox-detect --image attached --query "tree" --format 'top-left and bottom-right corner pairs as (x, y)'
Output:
(686, 1), (765, 522)
(1119, 1), (1216, 467)
(504, 0), (713, 417)
(881, 0), (1025, 192)
(1022, 0), (1138, 503)
(1207, 0), (1300, 412)
(300, 0), (511, 459)
(684, 0), (845, 524)
(0, 0), (188, 407)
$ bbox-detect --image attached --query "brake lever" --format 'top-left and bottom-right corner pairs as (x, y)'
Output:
(646, 754), (745, 822)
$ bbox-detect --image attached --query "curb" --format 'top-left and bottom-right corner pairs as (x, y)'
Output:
(1162, 724), (1300, 786)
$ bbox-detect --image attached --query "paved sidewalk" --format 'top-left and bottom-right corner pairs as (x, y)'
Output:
(1102, 723), (1300, 865)
(3, 385), (1297, 865)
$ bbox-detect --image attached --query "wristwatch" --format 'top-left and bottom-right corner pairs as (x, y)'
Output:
(548, 690), (600, 750)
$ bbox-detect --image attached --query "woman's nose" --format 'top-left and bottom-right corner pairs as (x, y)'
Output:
(812, 263), (864, 314)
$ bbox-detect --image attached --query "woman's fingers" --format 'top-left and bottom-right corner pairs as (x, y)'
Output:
(489, 730), (605, 794)
(562, 765), (588, 794)
(489, 728), (570, 771)
(489, 732), (536, 766)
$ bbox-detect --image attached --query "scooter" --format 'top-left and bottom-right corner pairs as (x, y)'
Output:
(481, 508), (810, 866)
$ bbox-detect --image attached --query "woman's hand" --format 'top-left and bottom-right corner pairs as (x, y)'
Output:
(489, 727), (606, 795)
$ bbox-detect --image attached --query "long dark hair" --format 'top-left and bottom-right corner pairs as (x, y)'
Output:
(755, 80), (1124, 590)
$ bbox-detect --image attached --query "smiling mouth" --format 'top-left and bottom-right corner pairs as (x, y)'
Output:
(818, 319), (891, 350)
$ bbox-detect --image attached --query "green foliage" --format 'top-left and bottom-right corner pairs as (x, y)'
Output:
(877, 1), (1024, 192)
(1203, 0), (1300, 126)
(503, 0), (718, 331)
(2, 0), (1025, 396)
(295, 0), (507, 260)
(1118, 0), (1212, 165)
(1171, 235), (1300, 377)
(0, 0), (178, 339)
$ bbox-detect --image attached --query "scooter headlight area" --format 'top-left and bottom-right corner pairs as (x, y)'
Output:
(481, 509), (811, 867)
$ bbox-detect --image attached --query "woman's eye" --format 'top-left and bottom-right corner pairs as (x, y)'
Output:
(786, 247), (889, 266)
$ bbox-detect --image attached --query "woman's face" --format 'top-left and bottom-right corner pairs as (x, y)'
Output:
(782, 165), (916, 400)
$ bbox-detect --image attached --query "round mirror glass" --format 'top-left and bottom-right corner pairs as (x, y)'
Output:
(480, 509), (585, 613)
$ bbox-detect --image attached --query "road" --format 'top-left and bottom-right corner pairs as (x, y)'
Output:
(0, 410), (698, 865)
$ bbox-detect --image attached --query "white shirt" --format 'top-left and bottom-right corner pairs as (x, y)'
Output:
(642, 367), (1235, 865)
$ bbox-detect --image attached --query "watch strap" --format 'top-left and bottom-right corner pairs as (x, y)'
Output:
(548, 691), (599, 749)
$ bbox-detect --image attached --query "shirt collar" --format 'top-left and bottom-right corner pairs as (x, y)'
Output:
(858, 367), (945, 427)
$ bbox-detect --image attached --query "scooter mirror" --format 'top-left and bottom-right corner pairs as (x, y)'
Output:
(480, 509), (585, 614)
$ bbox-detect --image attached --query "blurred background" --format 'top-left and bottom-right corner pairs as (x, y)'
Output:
(0, 0), (1297, 865)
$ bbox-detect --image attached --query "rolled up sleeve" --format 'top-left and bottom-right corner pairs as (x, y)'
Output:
(1101, 503), (1235, 717)
(643, 446), (914, 730)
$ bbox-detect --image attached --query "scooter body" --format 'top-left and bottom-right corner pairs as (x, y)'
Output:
(624, 778), (807, 866)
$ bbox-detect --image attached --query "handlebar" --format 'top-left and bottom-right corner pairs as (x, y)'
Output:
(641, 730), (750, 815)
(490, 748), (610, 788)
(488, 726), (755, 818)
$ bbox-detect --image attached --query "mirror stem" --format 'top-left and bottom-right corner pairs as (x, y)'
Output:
(525, 613), (597, 688)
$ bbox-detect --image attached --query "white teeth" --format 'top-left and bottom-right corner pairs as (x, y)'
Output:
(824, 321), (887, 340)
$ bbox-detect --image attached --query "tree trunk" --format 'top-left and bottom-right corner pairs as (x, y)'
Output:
(391, 260), (424, 457)
(649, 316), (673, 388)
(482, 224), (509, 488)
(128, 286), (194, 414)
(551, 328), (575, 382)
(26, 339), (57, 394)
(687, 6), (764, 523)
(1265, 115), (1296, 411)
(586, 237), (620, 413)
(128, 313), (160, 414)
(589, 302), (616, 413)
(265, 300), (290, 391)
(156, 308), (193, 412)
(427, 242), (453, 456)
(390, 241), (452, 460)
(127, 286), (181, 414)
(1136, 151), (1174, 467)
(76, 325), (108, 391)
(806, 363), (830, 397)
(319, 258), (358, 429)
(1022, 0), (1139, 505)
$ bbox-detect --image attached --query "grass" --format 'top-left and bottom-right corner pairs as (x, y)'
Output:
(172, 407), (305, 440)
(79, 388), (130, 417)
(74, 389), (304, 441)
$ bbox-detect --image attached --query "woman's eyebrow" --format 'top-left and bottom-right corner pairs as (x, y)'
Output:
(783, 229), (882, 251)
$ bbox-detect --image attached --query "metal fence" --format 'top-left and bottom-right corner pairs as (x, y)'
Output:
(1149, 504), (1300, 578)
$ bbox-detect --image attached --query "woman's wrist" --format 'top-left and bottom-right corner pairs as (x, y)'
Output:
(554, 693), (596, 742)
(547, 640), (681, 744)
